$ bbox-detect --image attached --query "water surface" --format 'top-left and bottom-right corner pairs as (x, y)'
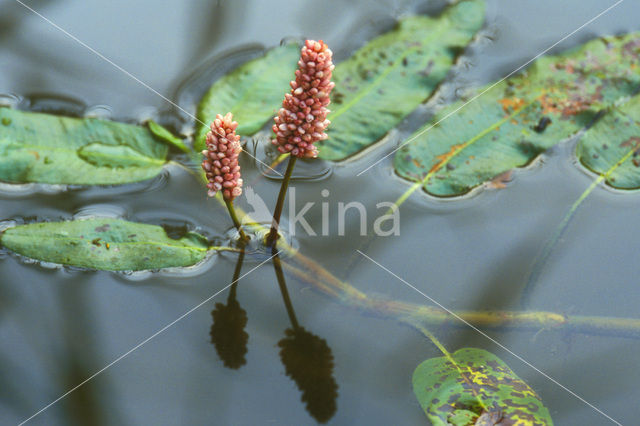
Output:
(1, 0), (640, 424)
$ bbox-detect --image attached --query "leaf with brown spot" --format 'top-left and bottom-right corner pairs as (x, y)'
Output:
(412, 348), (553, 425)
(395, 32), (640, 197)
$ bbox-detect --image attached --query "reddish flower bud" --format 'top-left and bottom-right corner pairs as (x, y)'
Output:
(202, 113), (243, 201)
(272, 40), (335, 159)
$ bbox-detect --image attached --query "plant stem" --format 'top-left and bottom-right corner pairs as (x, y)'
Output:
(520, 143), (637, 308)
(520, 175), (603, 308)
(279, 255), (640, 340)
(208, 245), (243, 253)
(273, 245), (300, 330)
(225, 199), (248, 242)
(267, 156), (297, 246)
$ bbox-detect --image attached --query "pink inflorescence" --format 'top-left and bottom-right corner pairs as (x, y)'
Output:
(272, 39), (335, 158)
(201, 113), (243, 201)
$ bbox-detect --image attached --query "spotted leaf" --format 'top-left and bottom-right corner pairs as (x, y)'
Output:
(413, 348), (552, 425)
(395, 33), (640, 197)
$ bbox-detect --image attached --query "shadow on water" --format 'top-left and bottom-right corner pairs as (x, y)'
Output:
(209, 242), (339, 423)
(55, 282), (115, 425)
(10, 278), (116, 425)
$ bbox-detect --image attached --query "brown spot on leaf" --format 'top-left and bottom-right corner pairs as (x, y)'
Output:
(429, 143), (465, 174)
(620, 136), (640, 149)
(499, 97), (526, 113)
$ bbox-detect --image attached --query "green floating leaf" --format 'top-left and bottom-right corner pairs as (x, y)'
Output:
(148, 120), (189, 153)
(195, 43), (301, 151)
(319, 0), (485, 161)
(1, 218), (210, 271)
(413, 348), (553, 425)
(577, 94), (640, 189)
(395, 33), (640, 197)
(0, 108), (169, 185)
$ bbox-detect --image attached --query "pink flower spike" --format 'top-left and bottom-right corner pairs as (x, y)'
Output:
(202, 113), (243, 201)
(271, 39), (334, 159)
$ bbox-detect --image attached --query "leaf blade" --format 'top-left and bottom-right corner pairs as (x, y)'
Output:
(0, 108), (168, 185)
(413, 348), (553, 425)
(148, 120), (189, 153)
(1, 218), (210, 271)
(394, 33), (640, 197)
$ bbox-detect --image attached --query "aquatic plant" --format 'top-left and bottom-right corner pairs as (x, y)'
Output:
(267, 39), (335, 246)
(4, 4), (640, 423)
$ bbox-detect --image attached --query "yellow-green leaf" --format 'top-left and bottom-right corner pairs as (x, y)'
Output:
(148, 120), (189, 153)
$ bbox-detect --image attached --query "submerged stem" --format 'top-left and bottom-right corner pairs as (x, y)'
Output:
(267, 156), (297, 246)
(520, 143), (637, 308)
(520, 175), (603, 308)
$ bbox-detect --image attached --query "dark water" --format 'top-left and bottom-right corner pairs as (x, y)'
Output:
(1, 0), (640, 424)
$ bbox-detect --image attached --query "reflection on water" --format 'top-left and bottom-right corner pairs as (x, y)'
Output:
(278, 327), (338, 424)
(210, 244), (249, 369)
(273, 248), (339, 424)
(210, 245), (339, 423)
